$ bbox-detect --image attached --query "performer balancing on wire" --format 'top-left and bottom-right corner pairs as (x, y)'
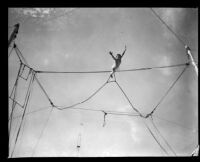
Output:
(109, 46), (127, 78)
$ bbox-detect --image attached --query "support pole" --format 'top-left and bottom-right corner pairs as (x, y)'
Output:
(8, 23), (20, 48)
(185, 46), (198, 76)
(77, 133), (81, 157)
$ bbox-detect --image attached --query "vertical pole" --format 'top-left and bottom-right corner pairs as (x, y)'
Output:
(185, 46), (198, 156)
(185, 46), (198, 76)
(8, 23), (20, 48)
(76, 123), (84, 157)
(77, 133), (81, 157)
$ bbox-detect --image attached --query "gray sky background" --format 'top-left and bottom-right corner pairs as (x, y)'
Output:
(8, 8), (198, 157)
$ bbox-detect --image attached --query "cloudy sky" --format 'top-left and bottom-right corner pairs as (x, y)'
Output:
(8, 8), (198, 157)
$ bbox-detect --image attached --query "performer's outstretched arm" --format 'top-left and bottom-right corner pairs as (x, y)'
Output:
(109, 51), (116, 60)
(121, 45), (126, 58)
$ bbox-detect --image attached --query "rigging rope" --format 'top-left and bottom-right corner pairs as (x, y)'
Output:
(146, 64), (188, 117)
(15, 71), (36, 156)
(10, 71), (35, 157)
(9, 102), (17, 152)
(115, 81), (143, 117)
(143, 119), (169, 156)
(150, 116), (177, 156)
(56, 77), (110, 110)
(15, 45), (30, 66)
(10, 117), (21, 150)
(34, 75), (55, 107)
(9, 61), (22, 99)
(9, 97), (24, 109)
(10, 101), (195, 133)
(9, 64), (23, 152)
(11, 105), (140, 121)
(10, 106), (53, 121)
(153, 115), (196, 132)
(13, 45), (24, 65)
(8, 45), (14, 58)
(31, 106), (54, 157)
(9, 62), (23, 136)
(150, 8), (186, 47)
(150, 8), (198, 77)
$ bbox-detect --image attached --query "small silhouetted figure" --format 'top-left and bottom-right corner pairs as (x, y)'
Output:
(109, 46), (126, 78)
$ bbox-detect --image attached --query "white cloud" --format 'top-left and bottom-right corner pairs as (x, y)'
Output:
(160, 56), (172, 76)
(115, 105), (142, 143)
(129, 120), (141, 143)
(64, 54), (69, 59)
(10, 8), (74, 21)
(153, 55), (172, 76)
(22, 8), (52, 18)
(107, 104), (142, 143)
(116, 105), (136, 113)
(23, 9), (37, 17)
(44, 58), (49, 66)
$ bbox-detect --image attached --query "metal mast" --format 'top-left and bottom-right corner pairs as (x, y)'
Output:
(8, 23), (20, 48)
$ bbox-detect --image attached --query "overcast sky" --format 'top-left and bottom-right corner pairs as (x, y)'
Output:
(8, 8), (198, 157)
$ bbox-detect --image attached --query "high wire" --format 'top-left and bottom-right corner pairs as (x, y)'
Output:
(36, 63), (188, 74)
(12, 43), (189, 76)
